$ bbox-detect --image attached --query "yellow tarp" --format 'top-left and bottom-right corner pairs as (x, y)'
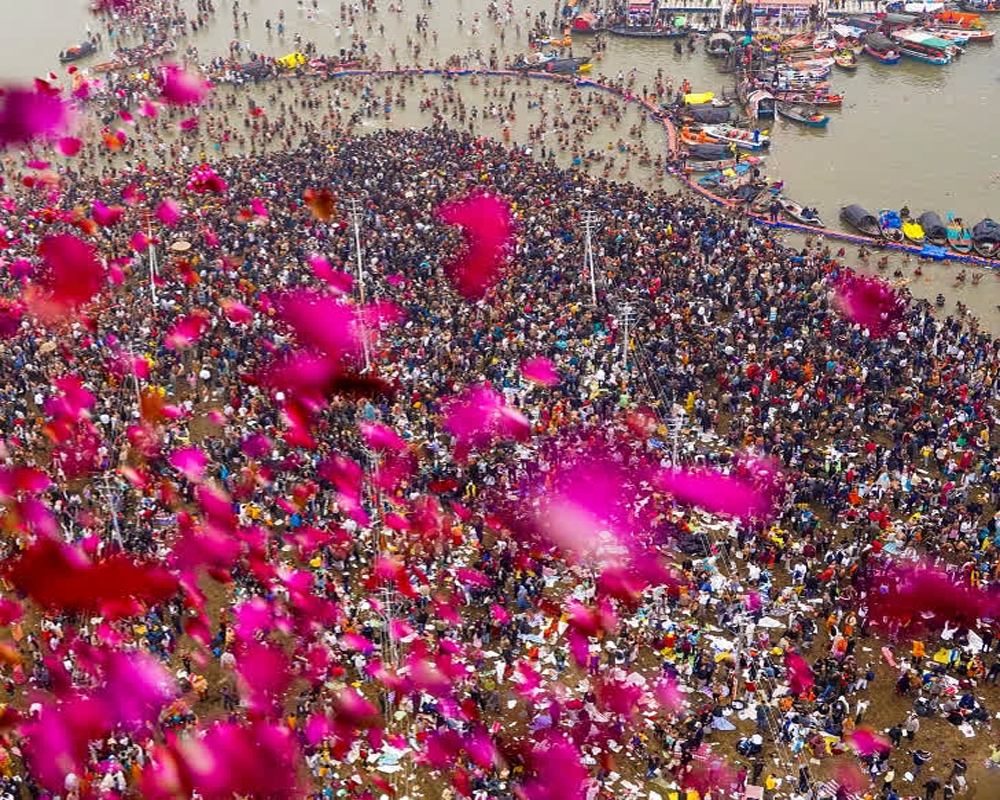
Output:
(684, 91), (714, 105)
(277, 52), (307, 69)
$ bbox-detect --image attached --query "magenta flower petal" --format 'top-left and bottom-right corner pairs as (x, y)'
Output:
(521, 356), (559, 386)
(439, 193), (514, 299)
(655, 467), (774, 521)
(35, 233), (106, 311)
(443, 382), (529, 459)
(0, 87), (70, 147)
(156, 197), (182, 226)
(169, 446), (207, 482)
(57, 136), (82, 156)
(834, 273), (907, 337)
(160, 63), (209, 105)
(784, 650), (814, 695)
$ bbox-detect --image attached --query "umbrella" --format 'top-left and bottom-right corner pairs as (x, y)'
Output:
(169, 240), (191, 252)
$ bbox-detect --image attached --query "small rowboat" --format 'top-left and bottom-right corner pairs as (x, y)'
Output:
(842, 204), (882, 237)
(782, 56), (835, 70)
(701, 124), (770, 150)
(879, 209), (904, 242)
(774, 91), (844, 106)
(781, 197), (823, 226)
(901, 218), (926, 244)
(776, 102), (829, 127)
(833, 50), (858, 69)
(972, 218), (1000, 258)
(863, 33), (902, 64)
(918, 211), (949, 246)
(946, 217), (973, 253)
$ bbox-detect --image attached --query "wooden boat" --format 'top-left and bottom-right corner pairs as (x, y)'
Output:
(936, 9), (984, 27)
(781, 197), (823, 226)
(833, 50), (858, 69)
(936, 26), (994, 41)
(606, 24), (687, 38)
(783, 56), (835, 70)
(701, 124), (770, 150)
(775, 102), (829, 127)
(773, 91), (844, 107)
(879, 209), (904, 242)
(972, 218), (1000, 258)
(946, 216), (973, 253)
(750, 191), (773, 214)
(684, 142), (731, 160)
(684, 155), (765, 172)
(891, 30), (956, 64)
(780, 32), (815, 53)
(863, 33), (902, 64)
(696, 161), (755, 189)
(680, 127), (720, 147)
(959, 0), (1000, 14)
(706, 32), (735, 56)
(918, 211), (949, 246)
(931, 28), (972, 44)
(59, 41), (96, 63)
(901, 218), (926, 244)
(747, 89), (775, 119)
(841, 204), (882, 237)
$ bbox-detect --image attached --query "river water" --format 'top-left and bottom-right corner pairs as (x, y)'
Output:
(2, 1), (1000, 324)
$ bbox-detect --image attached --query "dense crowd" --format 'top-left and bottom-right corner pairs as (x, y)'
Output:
(0, 0), (999, 798)
(0, 119), (998, 799)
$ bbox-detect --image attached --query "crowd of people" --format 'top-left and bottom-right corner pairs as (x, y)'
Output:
(0, 1), (999, 800)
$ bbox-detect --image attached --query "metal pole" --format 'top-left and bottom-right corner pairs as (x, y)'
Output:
(147, 217), (158, 307)
(347, 197), (371, 372)
(617, 301), (634, 379)
(582, 209), (600, 307)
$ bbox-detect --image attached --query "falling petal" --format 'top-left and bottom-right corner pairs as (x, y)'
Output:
(521, 356), (559, 386)
(160, 63), (209, 105)
(156, 197), (182, 226)
(439, 193), (514, 300)
(169, 446), (207, 482)
(834, 273), (907, 338)
(0, 87), (70, 147)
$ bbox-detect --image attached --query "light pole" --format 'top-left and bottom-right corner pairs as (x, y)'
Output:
(346, 196), (371, 372)
(581, 209), (601, 307)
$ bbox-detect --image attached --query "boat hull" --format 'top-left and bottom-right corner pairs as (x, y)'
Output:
(863, 45), (901, 64)
(898, 47), (951, 64)
(607, 26), (687, 38)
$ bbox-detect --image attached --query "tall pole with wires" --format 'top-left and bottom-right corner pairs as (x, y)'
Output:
(142, 211), (158, 307)
(581, 209), (601, 307)
(346, 196), (371, 372)
(617, 301), (635, 381)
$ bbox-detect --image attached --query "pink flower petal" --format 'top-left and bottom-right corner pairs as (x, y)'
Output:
(784, 650), (814, 695)
(92, 199), (124, 227)
(521, 356), (559, 386)
(161, 64), (209, 105)
(0, 87), (70, 147)
(165, 310), (210, 350)
(655, 467), (774, 521)
(443, 382), (530, 459)
(57, 136), (82, 156)
(169, 446), (207, 482)
(155, 197), (182, 226)
(35, 233), (106, 311)
(439, 193), (514, 299)
(834, 273), (906, 338)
